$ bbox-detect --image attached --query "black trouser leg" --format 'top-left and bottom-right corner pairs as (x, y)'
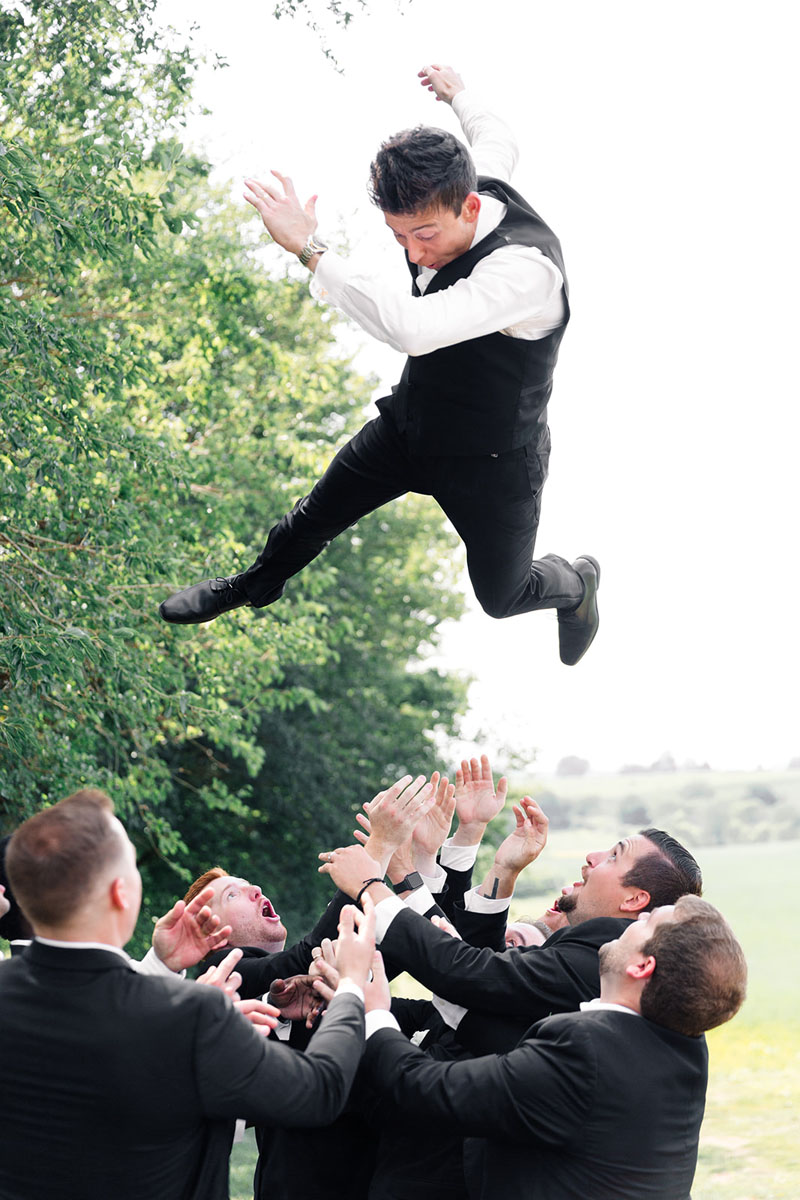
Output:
(432, 442), (584, 619)
(241, 415), (412, 607)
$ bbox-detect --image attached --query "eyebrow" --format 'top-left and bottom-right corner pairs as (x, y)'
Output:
(615, 840), (629, 856)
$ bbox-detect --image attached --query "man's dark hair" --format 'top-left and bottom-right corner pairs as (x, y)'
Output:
(6, 789), (118, 929)
(368, 125), (477, 215)
(640, 895), (747, 1036)
(623, 828), (703, 910)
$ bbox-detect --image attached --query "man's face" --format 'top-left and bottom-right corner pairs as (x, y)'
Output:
(598, 904), (676, 977)
(556, 833), (653, 925)
(505, 921), (546, 948)
(383, 194), (480, 271)
(207, 875), (287, 952)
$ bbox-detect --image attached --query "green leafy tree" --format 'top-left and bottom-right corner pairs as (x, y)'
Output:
(1, 0), (466, 952)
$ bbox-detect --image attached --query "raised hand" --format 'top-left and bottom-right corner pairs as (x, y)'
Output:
(335, 894), (377, 992)
(363, 950), (392, 1014)
(452, 754), (508, 845)
(478, 797), (549, 902)
(243, 171), (317, 256)
(411, 772), (456, 873)
(318, 843), (384, 900)
(418, 64), (466, 105)
(493, 797), (549, 874)
(151, 885), (232, 972)
(361, 773), (436, 871)
(268, 974), (323, 1026)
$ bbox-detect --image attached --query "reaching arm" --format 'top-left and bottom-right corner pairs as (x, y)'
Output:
(362, 1014), (592, 1143)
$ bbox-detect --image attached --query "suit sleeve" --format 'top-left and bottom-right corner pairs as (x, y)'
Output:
(379, 908), (610, 1020)
(196, 988), (365, 1127)
(449, 899), (507, 951)
(362, 1018), (593, 1144)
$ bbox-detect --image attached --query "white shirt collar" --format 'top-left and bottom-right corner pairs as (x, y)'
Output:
(580, 999), (640, 1017)
(34, 936), (131, 962)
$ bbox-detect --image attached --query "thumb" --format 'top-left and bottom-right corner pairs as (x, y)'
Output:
(270, 978), (288, 996)
(304, 194), (318, 220)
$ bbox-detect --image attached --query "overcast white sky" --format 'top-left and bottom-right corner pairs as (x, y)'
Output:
(158, 0), (798, 773)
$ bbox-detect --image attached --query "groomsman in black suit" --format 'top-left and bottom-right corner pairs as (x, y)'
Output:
(360, 895), (747, 1200)
(0, 788), (373, 1200)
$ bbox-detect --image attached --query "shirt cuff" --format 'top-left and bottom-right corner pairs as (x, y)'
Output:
(440, 838), (479, 872)
(365, 1009), (401, 1039)
(403, 884), (437, 916)
(464, 885), (511, 914)
(375, 894), (407, 942)
(310, 250), (350, 305)
(431, 993), (467, 1030)
(136, 947), (186, 978)
(420, 863), (447, 894)
(335, 978), (365, 1004)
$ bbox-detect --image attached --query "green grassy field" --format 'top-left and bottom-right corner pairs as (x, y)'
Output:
(229, 838), (800, 1199)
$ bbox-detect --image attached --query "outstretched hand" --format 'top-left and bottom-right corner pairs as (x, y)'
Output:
(453, 754), (508, 843)
(411, 772), (455, 870)
(361, 773), (436, 871)
(151, 885), (232, 972)
(243, 171), (317, 257)
(493, 797), (549, 874)
(418, 64), (465, 104)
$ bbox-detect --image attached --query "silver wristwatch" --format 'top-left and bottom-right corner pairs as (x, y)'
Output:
(298, 234), (328, 267)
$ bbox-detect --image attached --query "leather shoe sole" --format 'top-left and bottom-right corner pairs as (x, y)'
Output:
(159, 575), (251, 625)
(557, 556), (600, 666)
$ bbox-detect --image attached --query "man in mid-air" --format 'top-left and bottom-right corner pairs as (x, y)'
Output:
(160, 64), (599, 665)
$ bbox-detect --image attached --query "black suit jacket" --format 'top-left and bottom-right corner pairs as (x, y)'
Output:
(380, 907), (631, 1025)
(363, 1009), (708, 1200)
(0, 942), (364, 1200)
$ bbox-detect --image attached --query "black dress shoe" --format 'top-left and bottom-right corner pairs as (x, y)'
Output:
(159, 574), (251, 625)
(557, 556), (600, 665)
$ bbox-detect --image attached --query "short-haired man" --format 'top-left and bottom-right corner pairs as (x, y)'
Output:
(0, 789), (373, 1200)
(320, 826), (704, 1051)
(160, 64), (599, 667)
(360, 895), (747, 1200)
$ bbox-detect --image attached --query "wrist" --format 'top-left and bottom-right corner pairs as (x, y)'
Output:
(412, 849), (438, 877)
(452, 822), (487, 847)
(478, 865), (517, 901)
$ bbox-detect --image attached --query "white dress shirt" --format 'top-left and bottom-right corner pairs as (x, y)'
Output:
(312, 91), (566, 357)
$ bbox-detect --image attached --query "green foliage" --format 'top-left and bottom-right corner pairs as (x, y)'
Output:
(1, 0), (466, 953)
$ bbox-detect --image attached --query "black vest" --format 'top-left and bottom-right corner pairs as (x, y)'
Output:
(378, 176), (569, 456)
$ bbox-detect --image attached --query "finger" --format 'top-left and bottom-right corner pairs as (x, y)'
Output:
(312, 977), (336, 1003)
(371, 949), (388, 984)
(271, 169), (297, 197)
(245, 176), (282, 202)
(355, 812), (371, 830)
(213, 947), (244, 983)
(353, 830), (368, 846)
(496, 776), (509, 805)
(304, 194), (317, 219)
(338, 904), (357, 938)
(480, 753), (493, 782)
(185, 885), (215, 916)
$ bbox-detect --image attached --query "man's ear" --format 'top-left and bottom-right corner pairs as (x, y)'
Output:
(620, 890), (650, 915)
(110, 877), (129, 911)
(626, 954), (656, 983)
(461, 192), (481, 223)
